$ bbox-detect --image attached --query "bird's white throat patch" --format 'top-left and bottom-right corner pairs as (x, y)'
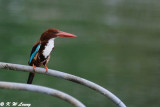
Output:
(43, 38), (55, 58)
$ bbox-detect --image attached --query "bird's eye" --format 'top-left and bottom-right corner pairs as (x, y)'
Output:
(52, 30), (58, 34)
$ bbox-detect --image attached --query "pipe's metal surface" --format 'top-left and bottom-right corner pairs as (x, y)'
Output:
(0, 62), (126, 107)
(0, 81), (85, 107)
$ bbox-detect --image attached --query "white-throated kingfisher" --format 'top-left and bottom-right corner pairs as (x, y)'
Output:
(27, 28), (76, 84)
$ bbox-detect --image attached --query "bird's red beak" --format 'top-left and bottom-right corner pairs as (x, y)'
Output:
(57, 31), (76, 37)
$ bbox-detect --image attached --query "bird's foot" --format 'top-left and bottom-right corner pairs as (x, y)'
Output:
(32, 64), (36, 71)
(44, 65), (48, 72)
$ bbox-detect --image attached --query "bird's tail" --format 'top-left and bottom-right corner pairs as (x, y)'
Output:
(27, 72), (35, 84)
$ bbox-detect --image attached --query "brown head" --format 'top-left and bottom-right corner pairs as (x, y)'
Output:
(40, 28), (76, 41)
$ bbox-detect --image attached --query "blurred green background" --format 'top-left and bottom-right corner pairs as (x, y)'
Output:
(0, 0), (160, 107)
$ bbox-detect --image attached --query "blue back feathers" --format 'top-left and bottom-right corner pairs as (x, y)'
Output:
(29, 44), (41, 64)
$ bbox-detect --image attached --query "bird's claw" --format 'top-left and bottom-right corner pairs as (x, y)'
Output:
(44, 65), (48, 72)
(33, 64), (36, 71)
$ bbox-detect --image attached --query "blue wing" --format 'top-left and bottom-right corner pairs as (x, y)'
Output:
(29, 43), (41, 64)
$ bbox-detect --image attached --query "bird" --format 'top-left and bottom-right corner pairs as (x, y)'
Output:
(27, 28), (76, 84)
